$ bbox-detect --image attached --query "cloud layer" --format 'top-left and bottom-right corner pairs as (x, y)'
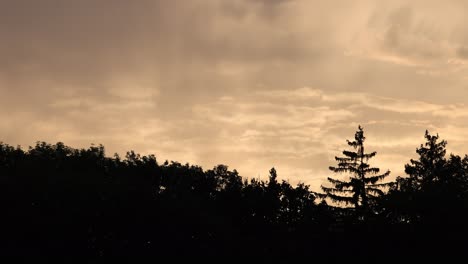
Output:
(2, 0), (468, 190)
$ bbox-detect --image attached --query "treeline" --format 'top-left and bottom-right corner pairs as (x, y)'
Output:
(1, 127), (468, 256)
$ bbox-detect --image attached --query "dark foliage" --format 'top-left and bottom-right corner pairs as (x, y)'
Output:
(1, 127), (468, 256)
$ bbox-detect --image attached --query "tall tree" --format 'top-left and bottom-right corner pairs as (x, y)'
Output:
(398, 130), (447, 192)
(320, 126), (391, 211)
(389, 131), (468, 225)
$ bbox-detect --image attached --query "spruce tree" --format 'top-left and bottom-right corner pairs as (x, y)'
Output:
(389, 131), (467, 225)
(400, 130), (447, 191)
(320, 126), (391, 211)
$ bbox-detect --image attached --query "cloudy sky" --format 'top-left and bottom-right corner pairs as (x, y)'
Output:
(2, 0), (468, 189)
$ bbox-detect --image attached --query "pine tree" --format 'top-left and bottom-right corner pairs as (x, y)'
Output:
(389, 131), (468, 225)
(320, 126), (391, 211)
(399, 130), (447, 191)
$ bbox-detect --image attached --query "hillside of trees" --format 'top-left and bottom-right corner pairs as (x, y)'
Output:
(1, 127), (468, 256)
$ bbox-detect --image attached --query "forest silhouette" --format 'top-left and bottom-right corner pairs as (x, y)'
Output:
(1, 127), (468, 256)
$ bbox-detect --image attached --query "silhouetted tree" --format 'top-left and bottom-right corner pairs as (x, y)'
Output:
(389, 131), (468, 228)
(319, 126), (391, 213)
(3, 131), (468, 257)
(399, 130), (447, 191)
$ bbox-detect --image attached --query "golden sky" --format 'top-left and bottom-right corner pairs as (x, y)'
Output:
(2, 0), (468, 189)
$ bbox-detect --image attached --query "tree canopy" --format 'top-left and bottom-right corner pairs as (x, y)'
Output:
(1, 128), (468, 256)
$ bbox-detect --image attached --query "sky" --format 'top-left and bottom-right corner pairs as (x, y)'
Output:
(2, 0), (468, 190)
